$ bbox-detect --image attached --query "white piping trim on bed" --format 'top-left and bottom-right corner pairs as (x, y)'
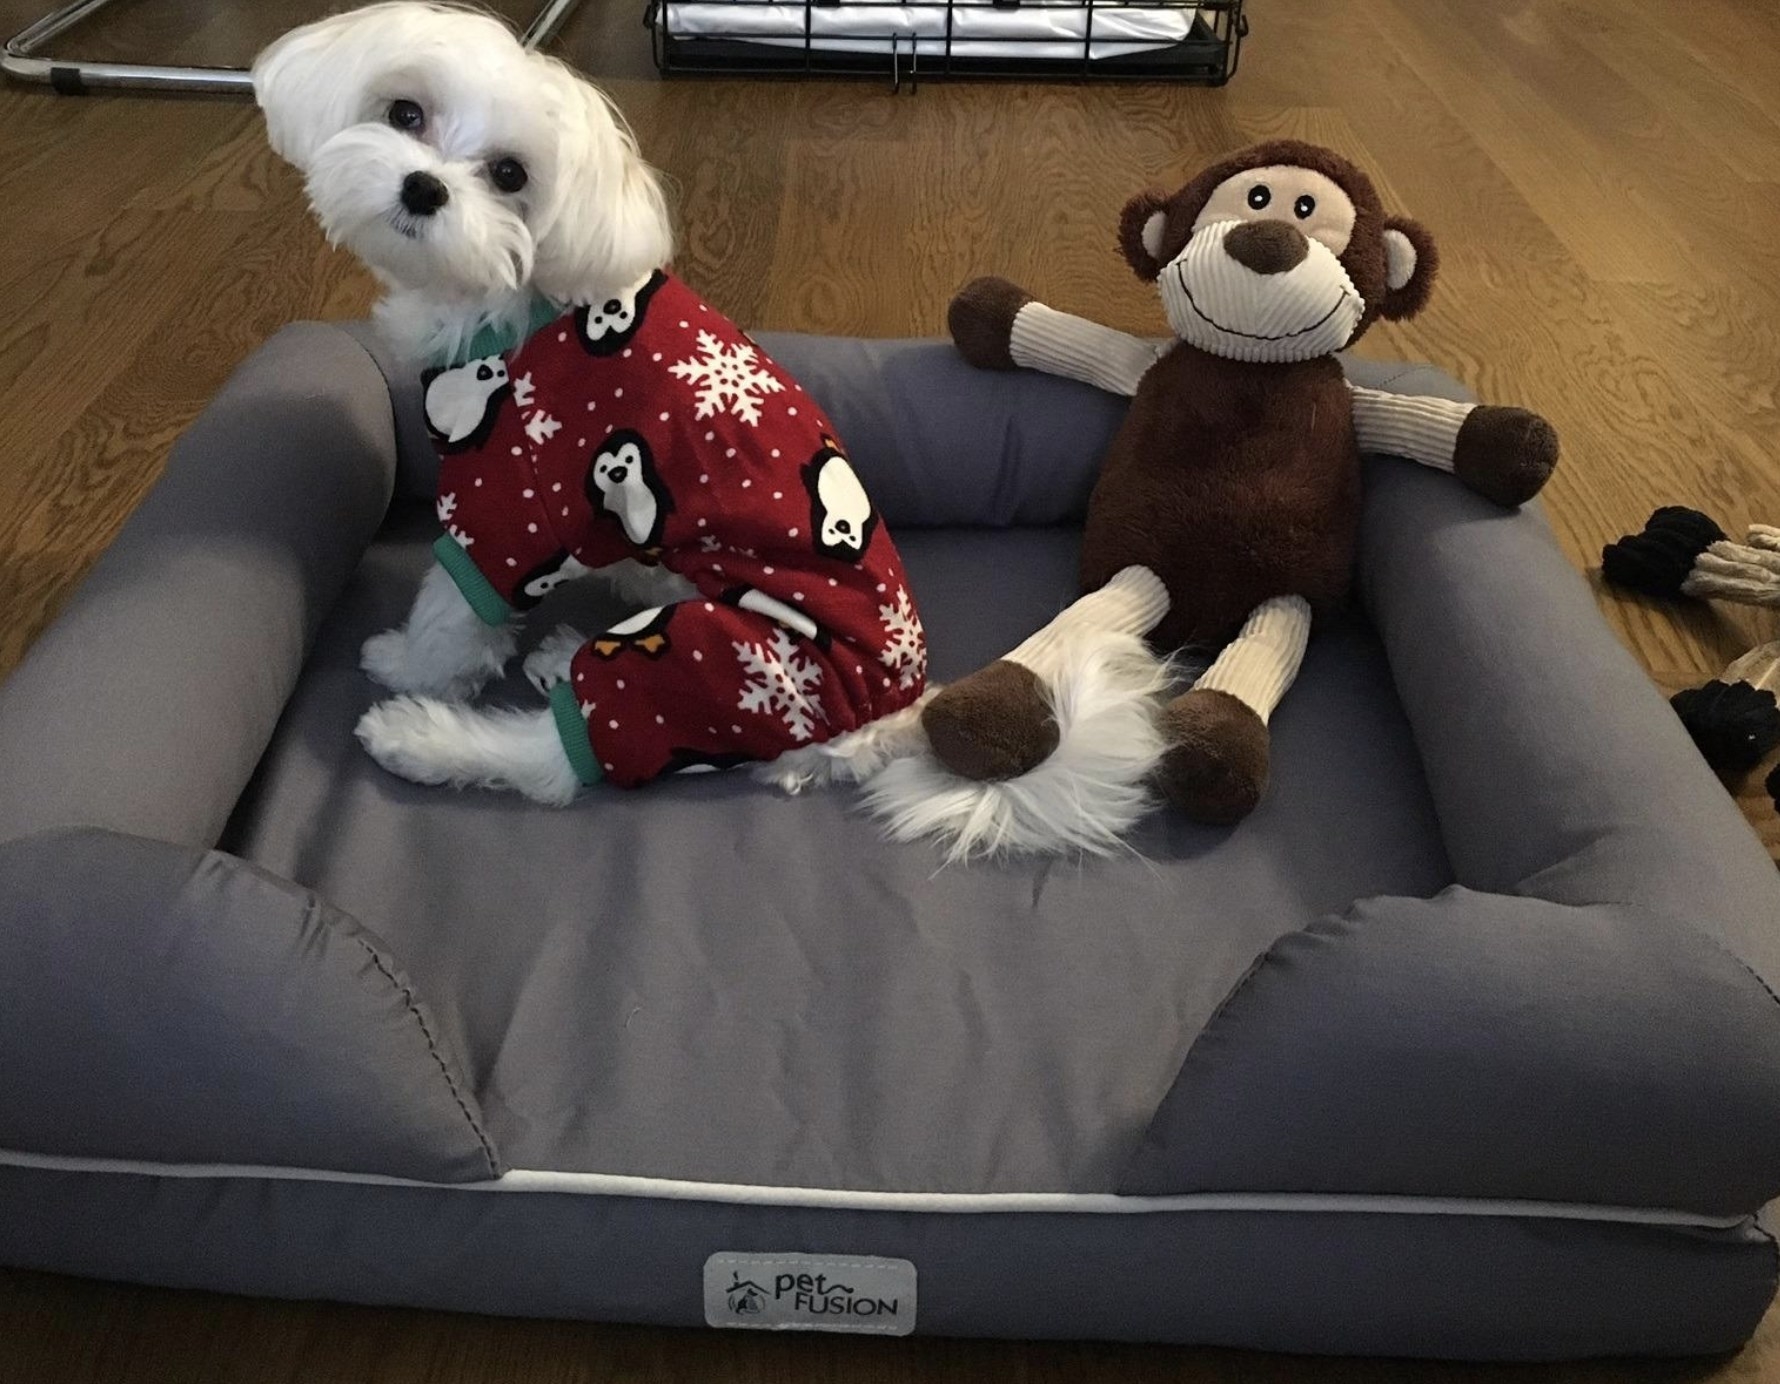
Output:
(0, 1148), (1750, 1231)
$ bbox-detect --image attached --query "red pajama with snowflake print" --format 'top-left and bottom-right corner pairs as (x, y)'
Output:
(424, 270), (927, 787)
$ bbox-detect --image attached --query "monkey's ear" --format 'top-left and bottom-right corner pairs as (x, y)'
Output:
(1119, 189), (1174, 282)
(1378, 216), (1438, 320)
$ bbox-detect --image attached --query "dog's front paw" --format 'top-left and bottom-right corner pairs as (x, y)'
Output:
(361, 629), (416, 692)
(524, 625), (586, 695)
(360, 625), (509, 701)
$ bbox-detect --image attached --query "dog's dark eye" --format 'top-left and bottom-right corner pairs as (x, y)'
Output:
(1294, 194), (1316, 219)
(387, 99), (425, 133)
(1247, 184), (1271, 210)
(488, 157), (528, 194)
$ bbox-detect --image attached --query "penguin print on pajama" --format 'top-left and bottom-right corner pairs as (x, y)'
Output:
(719, 585), (829, 650)
(586, 430), (672, 548)
(425, 270), (927, 787)
(588, 605), (673, 659)
(804, 437), (878, 562)
(573, 271), (664, 356)
(422, 356), (511, 451)
(514, 551), (590, 610)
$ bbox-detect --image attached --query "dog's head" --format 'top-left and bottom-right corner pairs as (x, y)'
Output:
(253, 3), (672, 308)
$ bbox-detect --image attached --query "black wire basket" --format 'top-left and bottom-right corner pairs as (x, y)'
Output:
(645, 0), (1244, 87)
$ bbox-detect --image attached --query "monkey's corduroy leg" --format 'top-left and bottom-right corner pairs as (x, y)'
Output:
(1156, 596), (1311, 825)
(1192, 595), (1312, 723)
(922, 567), (1170, 782)
(1003, 565), (1172, 677)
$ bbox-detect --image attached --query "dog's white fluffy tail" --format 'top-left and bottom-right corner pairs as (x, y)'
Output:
(755, 695), (936, 794)
(860, 626), (1172, 861)
(357, 697), (581, 806)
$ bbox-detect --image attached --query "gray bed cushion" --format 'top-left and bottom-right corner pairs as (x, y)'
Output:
(1, 1161), (1772, 1359)
(0, 323), (396, 850)
(205, 333), (1780, 1210)
(0, 829), (496, 1181)
(1122, 890), (1780, 1215)
(1127, 456), (1780, 1214)
(221, 511), (1449, 1193)
(4, 322), (1780, 1359)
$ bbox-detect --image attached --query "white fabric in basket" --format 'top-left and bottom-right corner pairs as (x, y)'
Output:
(663, 0), (1200, 60)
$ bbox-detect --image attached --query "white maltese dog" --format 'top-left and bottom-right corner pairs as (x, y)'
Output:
(254, 3), (930, 806)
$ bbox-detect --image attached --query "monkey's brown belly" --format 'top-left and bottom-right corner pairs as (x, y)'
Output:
(1079, 440), (1363, 652)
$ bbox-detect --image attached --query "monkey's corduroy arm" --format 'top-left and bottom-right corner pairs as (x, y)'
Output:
(1348, 383), (1473, 472)
(1349, 383), (1558, 508)
(1008, 303), (1165, 399)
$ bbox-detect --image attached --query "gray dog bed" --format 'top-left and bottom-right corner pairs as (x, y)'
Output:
(3, 322), (1779, 1360)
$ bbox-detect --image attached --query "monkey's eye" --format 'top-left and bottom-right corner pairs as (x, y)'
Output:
(488, 157), (529, 194)
(1294, 194), (1316, 219)
(387, 99), (425, 133)
(1246, 184), (1271, 211)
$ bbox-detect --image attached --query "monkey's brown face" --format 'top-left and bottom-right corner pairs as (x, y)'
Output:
(1120, 142), (1437, 357)
(1151, 164), (1366, 363)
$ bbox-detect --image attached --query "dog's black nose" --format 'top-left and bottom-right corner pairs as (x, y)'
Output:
(400, 170), (449, 217)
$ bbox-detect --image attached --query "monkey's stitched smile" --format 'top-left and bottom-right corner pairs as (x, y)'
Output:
(1177, 269), (1357, 344)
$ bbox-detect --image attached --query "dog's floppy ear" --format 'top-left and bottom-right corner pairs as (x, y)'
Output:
(252, 8), (387, 168)
(528, 60), (675, 306)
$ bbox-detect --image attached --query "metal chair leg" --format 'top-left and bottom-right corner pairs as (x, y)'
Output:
(3, 0), (587, 94)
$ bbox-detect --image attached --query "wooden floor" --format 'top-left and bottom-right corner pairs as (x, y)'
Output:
(3, 0), (1780, 1378)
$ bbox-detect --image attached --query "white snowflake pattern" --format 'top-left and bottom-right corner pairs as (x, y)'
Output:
(877, 585), (926, 691)
(444, 523), (475, 549)
(735, 626), (828, 742)
(435, 492), (459, 523)
(524, 410), (562, 446)
(669, 331), (785, 426)
(512, 372), (536, 407)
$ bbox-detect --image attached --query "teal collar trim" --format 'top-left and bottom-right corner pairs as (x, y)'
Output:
(431, 534), (512, 627)
(550, 681), (604, 787)
(442, 294), (563, 367)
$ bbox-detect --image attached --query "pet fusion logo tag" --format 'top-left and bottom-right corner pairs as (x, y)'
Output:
(704, 1252), (916, 1335)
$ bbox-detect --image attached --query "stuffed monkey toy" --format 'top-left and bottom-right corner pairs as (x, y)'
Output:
(919, 140), (1561, 835)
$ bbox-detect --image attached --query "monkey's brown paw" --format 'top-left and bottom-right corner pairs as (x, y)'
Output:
(947, 277), (1034, 371)
(1453, 405), (1560, 507)
(923, 659), (1059, 780)
(1155, 688), (1269, 825)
